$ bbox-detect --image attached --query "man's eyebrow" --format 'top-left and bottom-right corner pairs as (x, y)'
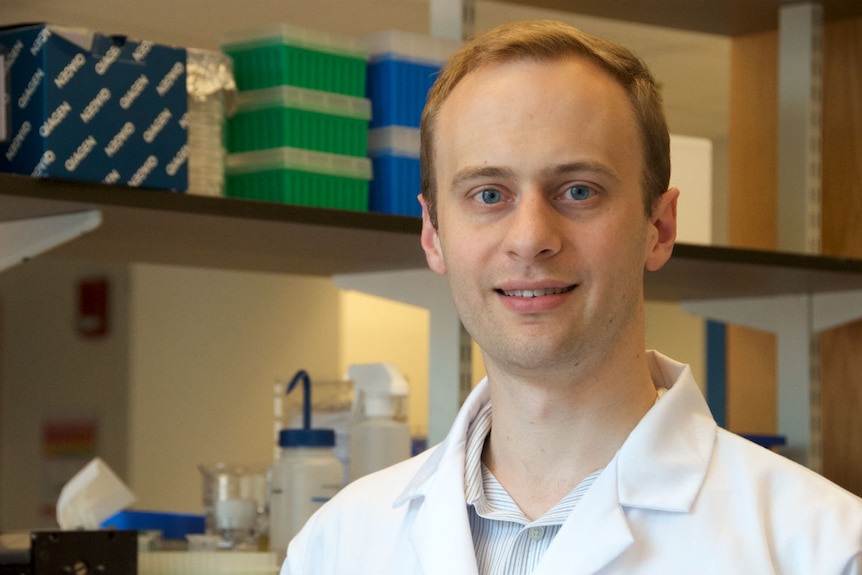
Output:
(539, 161), (621, 183)
(449, 166), (516, 189)
(449, 161), (622, 190)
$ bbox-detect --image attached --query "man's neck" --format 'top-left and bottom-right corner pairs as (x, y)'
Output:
(480, 354), (657, 520)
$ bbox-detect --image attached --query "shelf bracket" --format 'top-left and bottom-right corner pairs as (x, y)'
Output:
(0, 210), (102, 273)
(430, 0), (475, 41)
(683, 290), (862, 470)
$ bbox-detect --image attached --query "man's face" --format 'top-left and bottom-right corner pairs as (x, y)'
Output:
(420, 57), (677, 379)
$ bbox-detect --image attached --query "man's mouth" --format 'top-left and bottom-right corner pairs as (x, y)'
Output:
(497, 286), (576, 298)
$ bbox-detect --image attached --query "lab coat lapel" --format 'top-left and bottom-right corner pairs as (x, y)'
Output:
(534, 352), (716, 575)
(617, 353), (716, 511)
(533, 460), (633, 575)
(398, 381), (489, 575)
(407, 447), (478, 575)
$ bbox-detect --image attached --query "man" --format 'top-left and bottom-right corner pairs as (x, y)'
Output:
(282, 19), (862, 574)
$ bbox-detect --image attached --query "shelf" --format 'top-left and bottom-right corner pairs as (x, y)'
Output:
(3, 173), (862, 300)
(646, 244), (862, 302)
(502, 0), (862, 36)
(0, 173), (424, 276)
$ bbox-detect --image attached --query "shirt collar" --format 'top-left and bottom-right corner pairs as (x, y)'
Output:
(464, 401), (493, 506)
(393, 378), (491, 508)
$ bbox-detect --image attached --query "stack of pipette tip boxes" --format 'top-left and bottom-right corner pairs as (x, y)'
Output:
(221, 24), (372, 210)
(361, 31), (460, 216)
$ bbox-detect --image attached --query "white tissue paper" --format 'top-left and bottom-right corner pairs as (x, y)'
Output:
(56, 457), (136, 530)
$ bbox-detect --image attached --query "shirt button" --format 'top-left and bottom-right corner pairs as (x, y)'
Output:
(528, 526), (544, 541)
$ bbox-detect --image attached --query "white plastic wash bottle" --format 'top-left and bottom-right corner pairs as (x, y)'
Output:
(347, 363), (411, 482)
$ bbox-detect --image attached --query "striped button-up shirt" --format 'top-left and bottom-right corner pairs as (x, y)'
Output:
(463, 388), (668, 574)
(464, 402), (602, 575)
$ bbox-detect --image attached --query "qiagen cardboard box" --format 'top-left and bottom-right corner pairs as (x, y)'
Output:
(0, 24), (188, 190)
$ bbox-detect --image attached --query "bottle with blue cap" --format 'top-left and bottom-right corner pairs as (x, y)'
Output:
(269, 370), (344, 561)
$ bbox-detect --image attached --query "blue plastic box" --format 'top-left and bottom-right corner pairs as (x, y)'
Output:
(0, 24), (188, 190)
(363, 31), (460, 129)
(368, 126), (421, 217)
(102, 510), (205, 541)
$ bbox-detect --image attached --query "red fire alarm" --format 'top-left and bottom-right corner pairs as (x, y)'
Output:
(78, 278), (109, 337)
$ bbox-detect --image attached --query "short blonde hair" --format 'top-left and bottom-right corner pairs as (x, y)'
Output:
(420, 19), (670, 227)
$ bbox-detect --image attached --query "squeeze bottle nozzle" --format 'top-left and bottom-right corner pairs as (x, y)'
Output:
(281, 369), (335, 447)
(348, 363), (409, 419)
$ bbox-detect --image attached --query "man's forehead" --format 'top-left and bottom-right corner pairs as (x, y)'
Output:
(441, 56), (625, 116)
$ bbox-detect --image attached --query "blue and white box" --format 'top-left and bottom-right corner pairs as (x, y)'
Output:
(363, 31), (460, 129)
(368, 125), (420, 217)
(0, 24), (188, 190)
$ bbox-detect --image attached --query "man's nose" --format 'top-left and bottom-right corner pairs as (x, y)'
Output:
(502, 192), (563, 262)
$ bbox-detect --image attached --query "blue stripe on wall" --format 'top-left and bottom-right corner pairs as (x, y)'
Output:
(706, 320), (727, 428)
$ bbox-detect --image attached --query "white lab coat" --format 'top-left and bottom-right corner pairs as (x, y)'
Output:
(283, 351), (862, 575)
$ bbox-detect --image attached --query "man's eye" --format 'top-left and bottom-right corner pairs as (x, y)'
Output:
(567, 185), (592, 201)
(479, 189), (502, 204)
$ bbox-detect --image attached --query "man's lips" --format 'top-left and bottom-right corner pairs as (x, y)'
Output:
(496, 285), (577, 298)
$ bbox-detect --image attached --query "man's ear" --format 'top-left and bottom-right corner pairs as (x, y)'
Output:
(418, 195), (447, 275)
(645, 187), (679, 272)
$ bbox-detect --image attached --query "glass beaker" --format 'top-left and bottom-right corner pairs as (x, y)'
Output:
(198, 462), (269, 550)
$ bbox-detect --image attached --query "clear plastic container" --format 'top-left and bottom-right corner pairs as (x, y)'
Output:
(348, 415), (411, 481)
(186, 47), (236, 197)
(347, 363), (412, 481)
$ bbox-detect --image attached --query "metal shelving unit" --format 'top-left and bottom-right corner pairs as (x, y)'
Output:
(4, 173), (862, 299)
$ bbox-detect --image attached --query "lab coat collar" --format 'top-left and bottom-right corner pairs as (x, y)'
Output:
(534, 460), (633, 575)
(392, 351), (717, 574)
(393, 380), (490, 575)
(394, 378), (490, 506)
(615, 351), (717, 512)
(537, 352), (718, 575)
(395, 351), (716, 513)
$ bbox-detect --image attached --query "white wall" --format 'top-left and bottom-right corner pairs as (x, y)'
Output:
(0, 258), (131, 529)
(127, 265), (341, 514)
(671, 135), (714, 246)
(338, 291), (430, 438)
